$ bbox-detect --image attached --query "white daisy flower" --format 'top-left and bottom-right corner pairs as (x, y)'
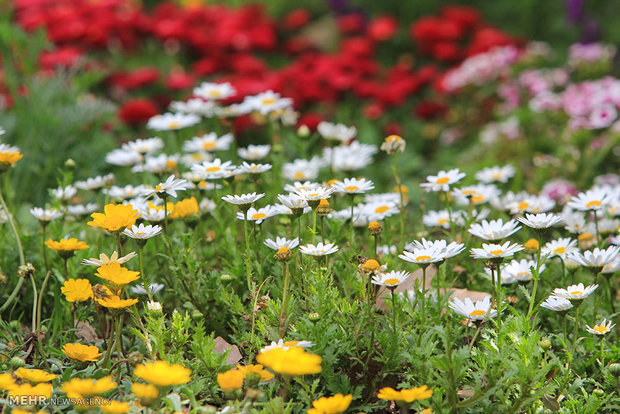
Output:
(484, 265), (518, 284)
(264, 237), (300, 250)
(283, 181), (320, 193)
(67, 203), (98, 216)
(317, 121), (357, 143)
(540, 296), (573, 312)
(377, 244), (399, 256)
(562, 209), (588, 234)
(331, 178), (375, 194)
(542, 238), (578, 260)
(106, 184), (148, 200)
(601, 258), (620, 274)
(221, 192), (265, 206)
(169, 98), (217, 116)
(372, 270), (411, 288)
(503, 259), (545, 282)
(81, 251), (137, 267)
(260, 339), (314, 353)
(183, 132), (233, 153)
(517, 213), (563, 229)
(123, 223), (163, 240)
(567, 246), (620, 269)
(147, 112), (199, 131)
(586, 319), (615, 335)
(362, 201), (400, 220)
(552, 283), (598, 300)
(132, 153), (180, 174)
(131, 283), (165, 295)
(407, 239), (465, 259)
(468, 219), (521, 241)
(324, 142), (377, 172)
(145, 175), (189, 198)
(242, 91), (292, 115)
(105, 148), (142, 167)
(75, 174), (115, 191)
(193, 82), (236, 101)
(277, 194), (309, 210)
(567, 188), (610, 211)
(139, 207), (169, 222)
(238, 145), (271, 161)
(237, 206), (274, 224)
(470, 241), (524, 260)
(282, 158), (321, 181)
(191, 158), (236, 180)
(449, 296), (497, 321)
(399, 246), (446, 265)
(423, 210), (452, 229)
(51, 185), (77, 201)
(380, 134), (406, 154)
(475, 165), (516, 184)
(420, 169), (466, 192)
(506, 195), (556, 215)
(122, 137), (164, 155)
(452, 184), (500, 206)
(294, 187), (335, 202)
(30, 207), (63, 222)
(240, 162), (272, 174)
(299, 242), (339, 256)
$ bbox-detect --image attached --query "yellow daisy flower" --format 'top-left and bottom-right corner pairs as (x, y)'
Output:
(62, 343), (102, 362)
(87, 204), (140, 232)
(134, 360), (191, 387)
(95, 262), (140, 286)
(256, 347), (322, 376)
(61, 278), (93, 303)
(14, 368), (57, 383)
(308, 393), (353, 414)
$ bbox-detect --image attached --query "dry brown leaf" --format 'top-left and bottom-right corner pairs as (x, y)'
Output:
(214, 336), (243, 366)
(74, 321), (100, 343)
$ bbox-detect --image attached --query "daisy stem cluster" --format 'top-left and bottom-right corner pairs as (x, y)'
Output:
(0, 179), (26, 313)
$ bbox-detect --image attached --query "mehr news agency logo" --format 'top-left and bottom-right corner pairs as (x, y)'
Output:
(8, 395), (112, 407)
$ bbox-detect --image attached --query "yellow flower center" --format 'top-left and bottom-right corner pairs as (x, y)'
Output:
(209, 90), (221, 98)
(490, 250), (503, 256)
(375, 205), (389, 213)
(570, 291), (583, 295)
(202, 141), (217, 150)
(554, 247), (566, 254)
(293, 171), (305, 179)
(492, 172), (503, 179)
(206, 166), (221, 172)
(168, 121), (181, 129)
(517, 201), (529, 210)
(586, 200), (602, 208)
(594, 326), (608, 334)
(277, 247), (290, 255)
(435, 177), (450, 185)
(155, 184), (163, 192)
(472, 195), (485, 204)
(165, 160), (177, 169)
(470, 310), (485, 317)
(251, 213), (266, 220)
(603, 264), (614, 272)
(416, 255), (431, 262)
(437, 218), (448, 225)
(261, 97), (277, 106)
(462, 190), (477, 196)
(309, 193), (319, 198)
(344, 185), (359, 192)
(384, 278), (400, 286)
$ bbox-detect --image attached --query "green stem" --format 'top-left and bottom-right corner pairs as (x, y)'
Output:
(0, 179), (26, 313)
(29, 275), (38, 334)
(243, 210), (252, 291)
(392, 153), (405, 248)
(527, 240), (543, 323)
(593, 210), (601, 247)
(312, 208), (318, 244)
(42, 224), (49, 273)
(349, 195), (355, 248)
(571, 306), (580, 359)
(103, 316), (117, 369)
(391, 288), (398, 338)
(600, 337), (605, 366)
(279, 261), (291, 339)
(36, 271), (52, 334)
(138, 245), (152, 302)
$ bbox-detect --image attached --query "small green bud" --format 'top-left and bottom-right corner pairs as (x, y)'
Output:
(593, 388), (605, 398)
(221, 274), (233, 281)
(297, 125), (310, 137)
(608, 363), (620, 377)
(539, 339), (551, 351)
(308, 312), (320, 321)
(65, 158), (76, 169)
(9, 356), (25, 369)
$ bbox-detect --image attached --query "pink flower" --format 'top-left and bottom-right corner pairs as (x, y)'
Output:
(588, 104), (618, 129)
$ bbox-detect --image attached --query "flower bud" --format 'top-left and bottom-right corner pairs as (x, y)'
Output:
(297, 125), (310, 137)
(539, 339), (551, 351)
(146, 301), (162, 313)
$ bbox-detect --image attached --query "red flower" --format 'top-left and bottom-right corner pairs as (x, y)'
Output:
(466, 27), (514, 56)
(166, 71), (194, 90)
(414, 100), (447, 120)
(118, 99), (159, 127)
(384, 122), (402, 137)
(431, 42), (461, 61)
(39, 47), (82, 70)
(282, 9), (310, 30)
(297, 112), (323, 132)
(441, 6), (481, 30)
(363, 102), (384, 120)
(367, 16), (398, 41)
(337, 14), (365, 34)
(192, 57), (220, 76)
(110, 67), (160, 91)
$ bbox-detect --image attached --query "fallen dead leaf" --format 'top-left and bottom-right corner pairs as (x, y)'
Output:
(214, 336), (243, 366)
(75, 321), (100, 343)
